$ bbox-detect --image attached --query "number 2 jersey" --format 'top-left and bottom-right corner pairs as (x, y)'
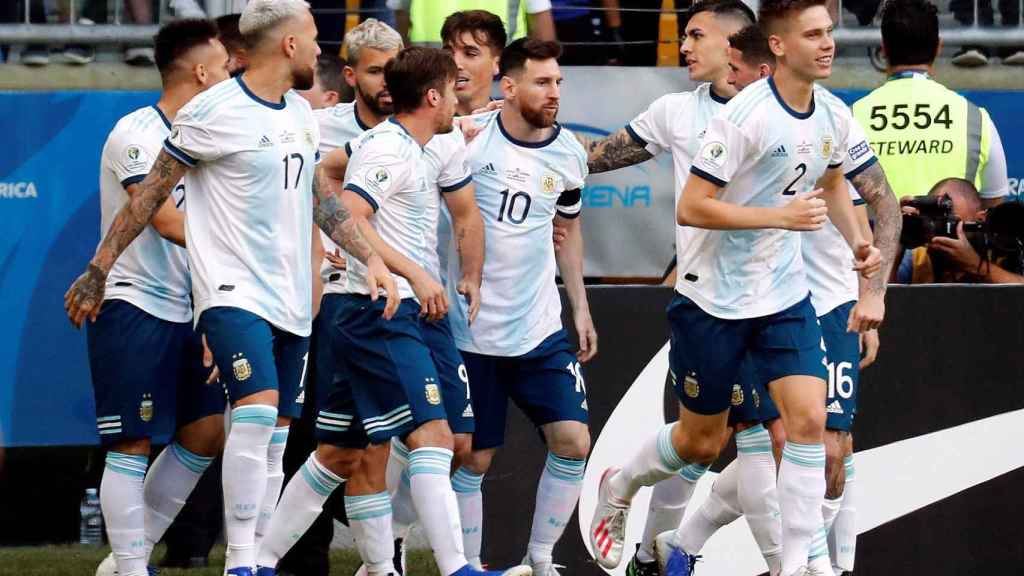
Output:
(164, 76), (321, 336)
(686, 77), (876, 320)
(448, 110), (588, 356)
(99, 105), (191, 323)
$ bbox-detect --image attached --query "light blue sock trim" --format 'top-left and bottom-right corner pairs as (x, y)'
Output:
(231, 405), (278, 427)
(170, 443), (214, 475)
(105, 452), (148, 478)
(678, 461), (710, 483)
(451, 467), (484, 493)
(391, 437), (411, 460)
(269, 426), (290, 445)
(544, 453), (586, 482)
(656, 424), (685, 471)
(300, 455), (343, 497)
(345, 491), (392, 521)
(408, 447), (453, 477)
(808, 526), (829, 558)
(736, 424), (773, 454)
(782, 442), (826, 468)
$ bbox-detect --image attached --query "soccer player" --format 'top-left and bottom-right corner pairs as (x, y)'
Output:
(257, 46), (521, 576)
(588, 0), (902, 574)
(63, 2), (397, 574)
(449, 38), (596, 576)
(440, 10), (507, 117)
(84, 19), (230, 576)
(297, 52), (349, 111)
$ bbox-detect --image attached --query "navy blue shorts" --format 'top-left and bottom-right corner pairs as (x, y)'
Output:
(726, 354), (781, 427)
(199, 306), (309, 419)
(88, 299), (224, 446)
(316, 296), (448, 448)
(821, 301), (859, 431)
(668, 293), (827, 416)
(421, 318), (474, 435)
(463, 330), (589, 451)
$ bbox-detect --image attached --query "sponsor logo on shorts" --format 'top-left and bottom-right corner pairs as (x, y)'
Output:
(232, 353), (252, 381)
(731, 384), (744, 406)
(462, 403), (474, 418)
(425, 381), (441, 405)
(827, 400), (844, 414)
(684, 371), (700, 398)
(139, 394), (154, 422)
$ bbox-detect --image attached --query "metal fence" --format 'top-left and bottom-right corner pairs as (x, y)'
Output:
(0, 0), (1021, 47)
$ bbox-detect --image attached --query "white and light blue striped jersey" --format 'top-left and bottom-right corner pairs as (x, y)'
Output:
(343, 118), (430, 300)
(99, 105), (191, 323)
(685, 78), (877, 319)
(164, 76), (321, 336)
(628, 83), (730, 298)
(314, 101), (372, 295)
(422, 127), (472, 283)
(448, 110), (587, 356)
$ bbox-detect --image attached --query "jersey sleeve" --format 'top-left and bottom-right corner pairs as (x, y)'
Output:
(556, 135), (588, 219)
(979, 110), (1010, 199)
(627, 94), (675, 156)
(525, 0), (553, 12)
(107, 124), (163, 188)
(848, 181), (866, 206)
(690, 114), (750, 188)
(836, 111), (878, 181)
(343, 137), (413, 213)
(437, 132), (472, 193)
(163, 105), (223, 167)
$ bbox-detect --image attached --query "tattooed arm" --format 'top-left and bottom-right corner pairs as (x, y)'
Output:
(443, 183), (485, 324)
(576, 128), (654, 174)
(64, 150), (188, 328)
(311, 163), (400, 319)
(847, 161), (902, 332)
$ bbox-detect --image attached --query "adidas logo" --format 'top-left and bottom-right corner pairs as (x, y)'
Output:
(771, 145), (788, 158)
(462, 404), (474, 418)
(258, 134), (273, 148)
(480, 162), (497, 175)
(827, 400), (844, 414)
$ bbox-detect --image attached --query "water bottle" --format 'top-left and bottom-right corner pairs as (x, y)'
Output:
(79, 488), (104, 545)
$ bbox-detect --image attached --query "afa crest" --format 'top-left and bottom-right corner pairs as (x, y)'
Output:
(425, 383), (442, 406)
(821, 136), (834, 159)
(731, 384), (744, 406)
(542, 175), (556, 194)
(684, 372), (700, 398)
(139, 394), (154, 422)
(232, 353), (252, 381)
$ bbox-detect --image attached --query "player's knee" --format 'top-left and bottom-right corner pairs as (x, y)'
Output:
(544, 421), (591, 460)
(275, 415), (291, 427)
(452, 433), (474, 467)
(462, 448), (496, 475)
(407, 418), (454, 451)
(785, 406), (826, 443)
(677, 433), (721, 466)
(315, 444), (363, 479)
(111, 437), (151, 456)
(177, 415), (225, 457)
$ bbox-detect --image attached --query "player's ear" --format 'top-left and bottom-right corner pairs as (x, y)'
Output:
(499, 75), (515, 99)
(343, 66), (357, 88)
(758, 63), (771, 79)
(195, 62), (207, 85)
(283, 33), (297, 58)
(324, 90), (340, 107)
(768, 33), (784, 58)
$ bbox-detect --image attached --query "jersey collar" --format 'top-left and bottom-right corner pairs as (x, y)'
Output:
(887, 69), (930, 81)
(768, 76), (815, 120)
(151, 105), (172, 130)
(496, 111), (561, 149)
(236, 75), (286, 110)
(353, 105), (372, 131)
(709, 85), (730, 104)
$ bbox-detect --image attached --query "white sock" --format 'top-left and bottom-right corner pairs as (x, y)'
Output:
(101, 452), (149, 576)
(142, 443), (214, 563)
(638, 464), (704, 562)
(388, 439), (416, 538)
(346, 491), (396, 575)
(828, 455), (857, 572)
(677, 460), (743, 555)
(778, 442), (826, 576)
(822, 496), (842, 534)
(451, 466), (484, 568)
(255, 426), (289, 549)
(408, 447), (466, 576)
(609, 423), (687, 502)
(736, 424), (782, 573)
(256, 453), (344, 568)
(223, 405), (277, 570)
(808, 545), (835, 575)
(527, 453), (586, 564)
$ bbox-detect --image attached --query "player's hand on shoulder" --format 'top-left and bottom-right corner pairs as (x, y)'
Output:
(456, 277), (481, 325)
(64, 263), (107, 329)
(457, 117), (484, 145)
(366, 254), (400, 320)
(575, 308), (598, 363)
(780, 188), (828, 231)
(410, 268), (449, 323)
(847, 292), (885, 333)
(852, 241), (882, 279)
(859, 329), (879, 369)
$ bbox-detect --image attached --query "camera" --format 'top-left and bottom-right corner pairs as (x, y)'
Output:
(900, 195), (984, 250)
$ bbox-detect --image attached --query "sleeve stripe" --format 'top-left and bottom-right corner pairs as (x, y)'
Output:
(344, 183), (379, 213)
(844, 155), (878, 181)
(853, 198), (867, 206)
(624, 124), (647, 147)
(163, 139), (198, 167)
(557, 187), (582, 207)
(556, 207), (582, 219)
(344, 141), (352, 157)
(439, 173), (472, 193)
(120, 174), (146, 188)
(828, 161), (843, 169)
(315, 150), (322, 164)
(690, 165), (728, 188)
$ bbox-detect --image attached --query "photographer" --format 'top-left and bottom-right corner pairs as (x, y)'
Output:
(897, 178), (1024, 284)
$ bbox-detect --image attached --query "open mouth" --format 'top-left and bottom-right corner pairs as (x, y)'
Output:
(455, 77), (470, 89)
(816, 55), (834, 66)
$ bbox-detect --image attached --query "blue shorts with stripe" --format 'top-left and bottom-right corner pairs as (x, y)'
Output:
(315, 296), (448, 448)
(199, 306), (309, 419)
(88, 299), (225, 446)
(821, 301), (860, 431)
(421, 317), (474, 435)
(462, 329), (589, 451)
(668, 292), (827, 415)
(726, 354), (781, 427)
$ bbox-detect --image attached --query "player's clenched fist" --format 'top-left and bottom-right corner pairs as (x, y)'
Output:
(780, 188), (828, 231)
(64, 263), (107, 329)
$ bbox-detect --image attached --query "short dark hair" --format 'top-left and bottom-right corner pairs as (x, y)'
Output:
(688, 0), (756, 27)
(881, 0), (940, 67)
(729, 24), (775, 67)
(215, 13), (244, 56)
(441, 10), (507, 55)
(930, 177), (981, 212)
(758, 0), (828, 33)
(499, 38), (562, 78)
(384, 46), (458, 114)
(154, 18), (220, 78)
(316, 52), (346, 94)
